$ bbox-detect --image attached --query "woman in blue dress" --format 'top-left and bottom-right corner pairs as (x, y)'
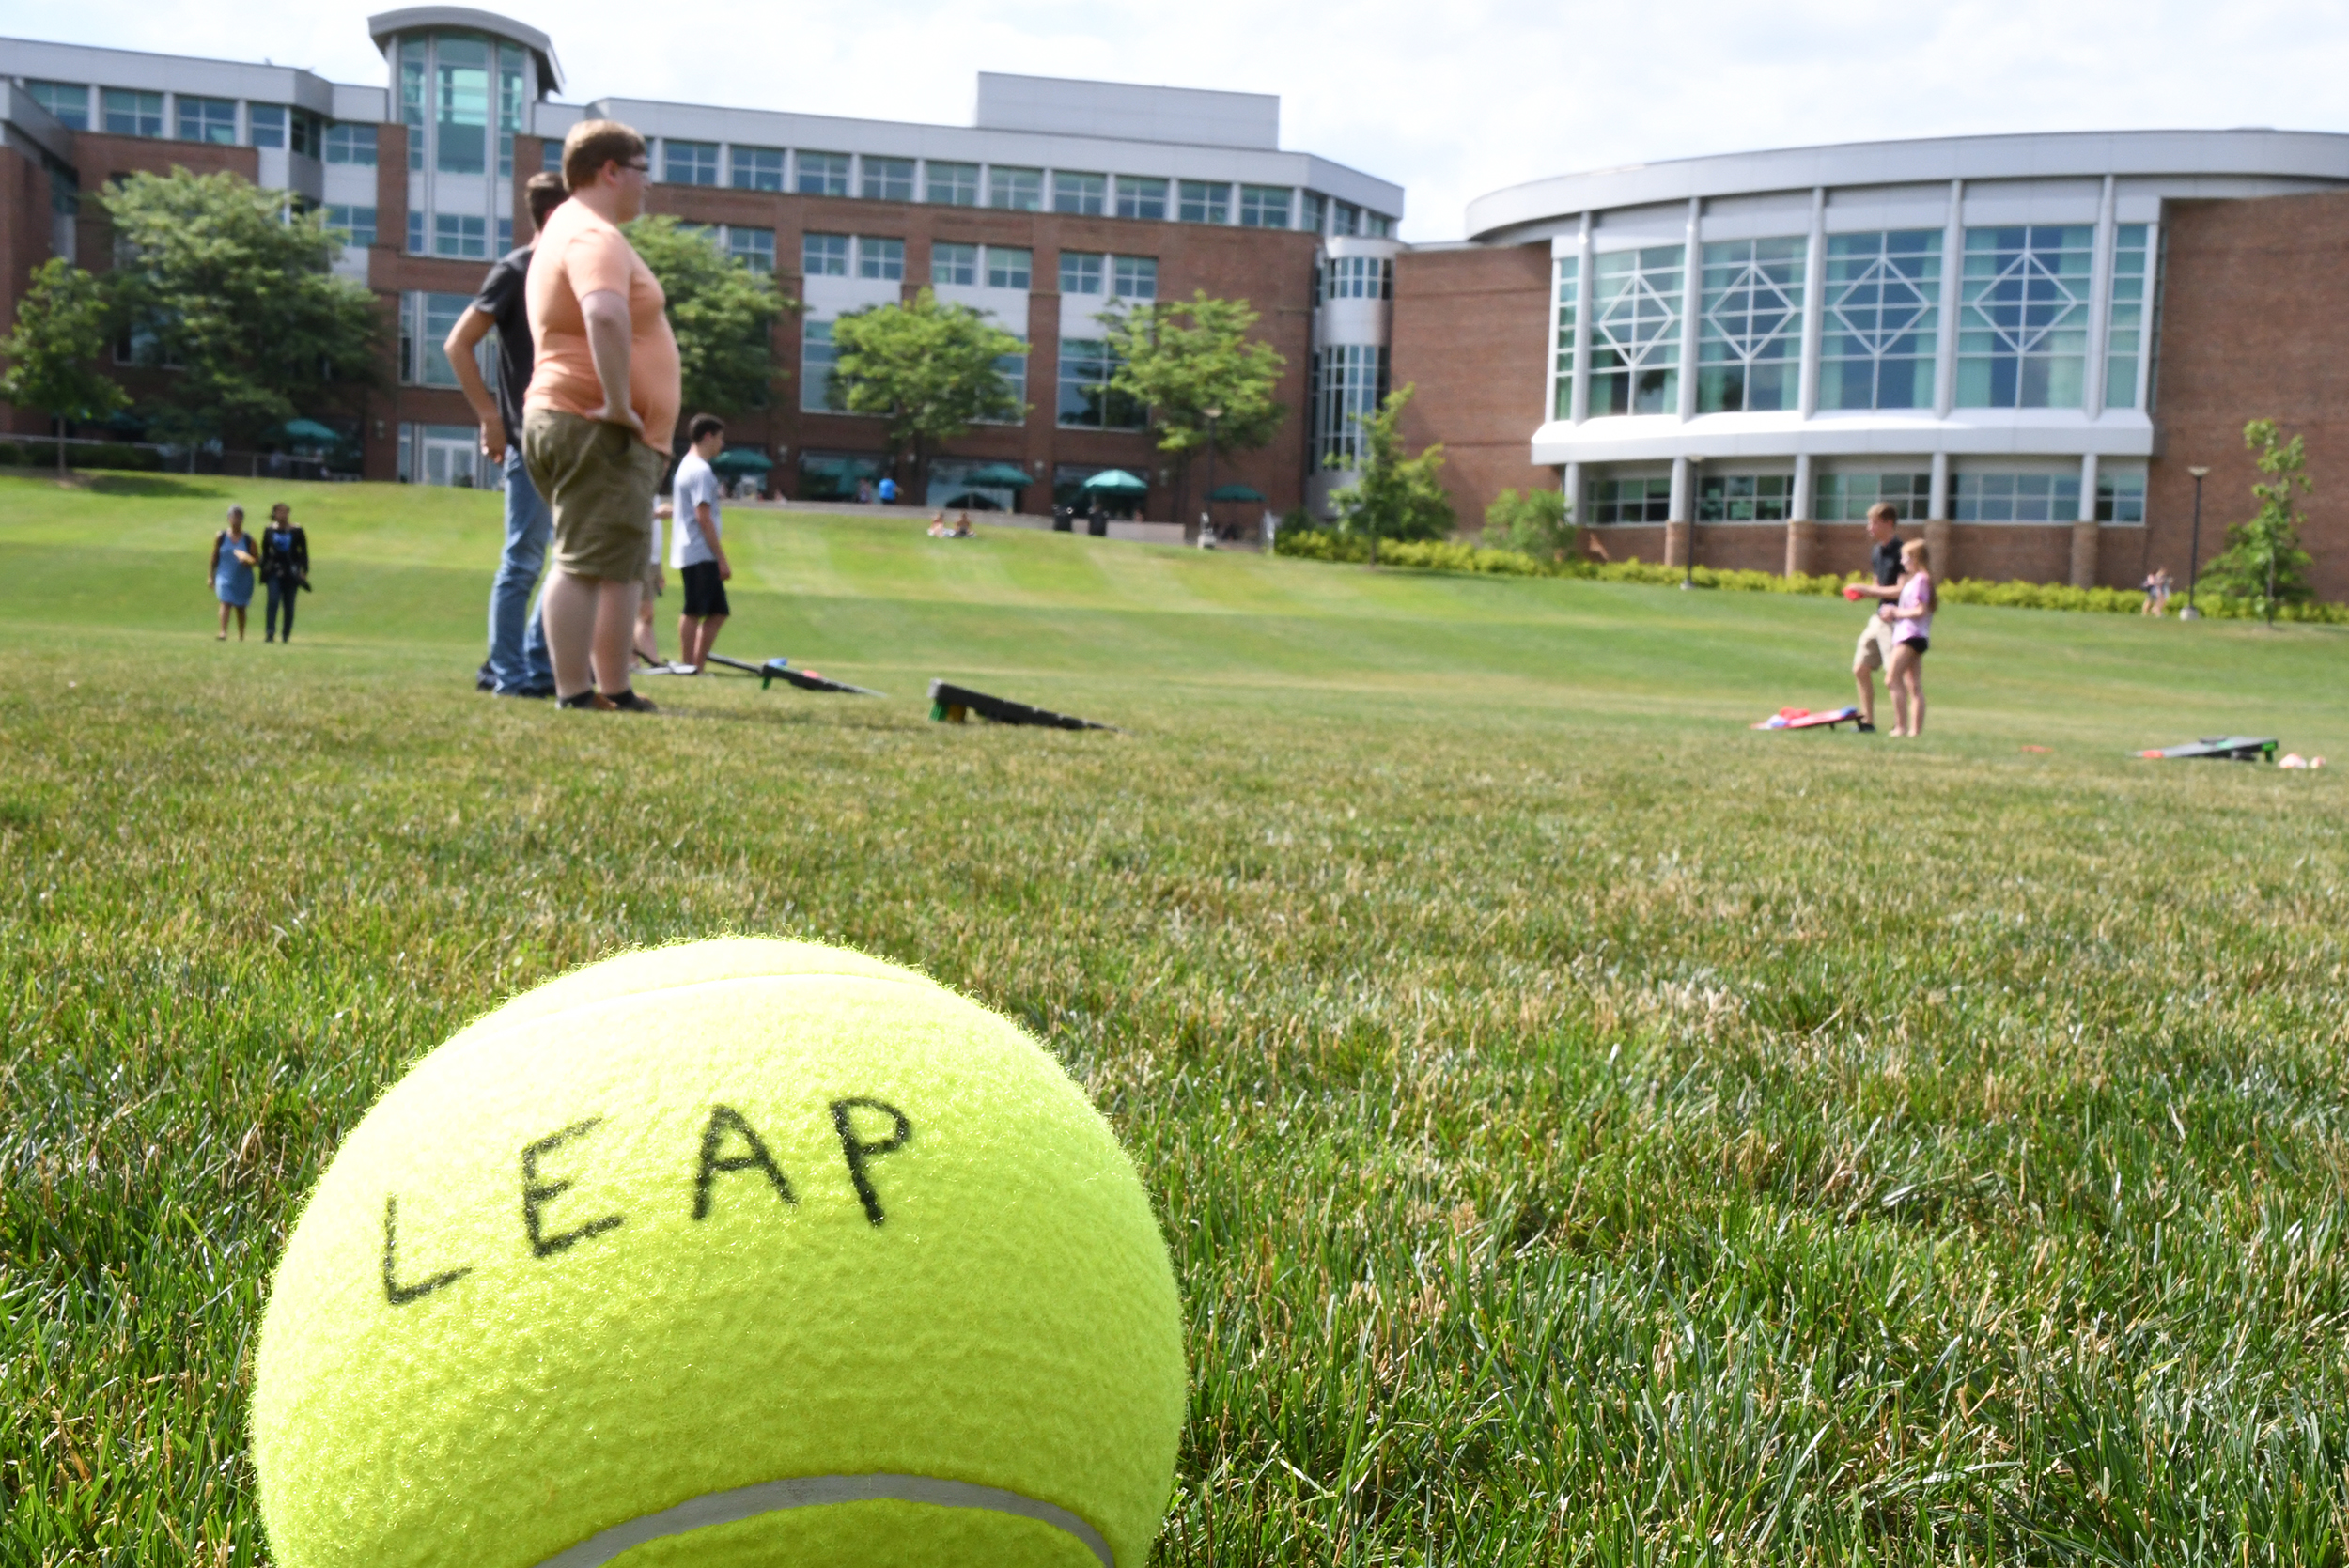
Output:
(210, 505), (257, 641)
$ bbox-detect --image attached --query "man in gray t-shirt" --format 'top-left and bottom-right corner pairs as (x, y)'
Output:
(668, 412), (732, 672)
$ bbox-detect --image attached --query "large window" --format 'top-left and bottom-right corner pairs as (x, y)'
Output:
(1585, 476), (1672, 524)
(27, 82), (88, 130)
(1325, 256), (1391, 301)
(731, 147), (785, 191)
(325, 122), (378, 165)
(1117, 177), (1167, 221)
(664, 140), (719, 185)
(495, 43), (526, 176)
(863, 157), (914, 202)
(1112, 256), (1157, 300)
(1238, 186), (1292, 228)
(1314, 344), (1388, 468)
(1952, 471), (2081, 522)
(2097, 464), (2147, 523)
(1958, 225), (2093, 409)
(250, 104), (287, 148)
(803, 232), (850, 276)
(1813, 472), (1930, 521)
(728, 227), (775, 273)
(990, 338), (1028, 417)
(399, 38), (426, 169)
(177, 96), (236, 145)
(1054, 172), (1107, 215)
(986, 246), (1032, 289)
(932, 241), (978, 287)
(798, 152), (850, 196)
(102, 89), (163, 137)
(857, 237), (905, 281)
(1819, 230), (1940, 411)
(801, 320), (839, 411)
(1697, 237), (1803, 413)
(435, 213), (489, 260)
(927, 162), (979, 206)
(1697, 474), (1794, 521)
(989, 167), (1043, 211)
(401, 291), (474, 386)
(1057, 339), (1143, 428)
(2106, 224), (2151, 410)
(1060, 252), (1105, 295)
(1364, 213), (1393, 239)
(1178, 181), (1229, 225)
(1552, 259), (1579, 419)
(433, 35), (490, 174)
(1589, 246), (1685, 417)
(1300, 192), (1326, 235)
(324, 205), (378, 248)
(1330, 201), (1361, 238)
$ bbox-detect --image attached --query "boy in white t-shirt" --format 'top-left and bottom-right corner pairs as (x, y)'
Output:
(669, 413), (732, 672)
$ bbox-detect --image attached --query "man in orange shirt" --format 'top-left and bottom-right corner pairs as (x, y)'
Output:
(521, 119), (681, 712)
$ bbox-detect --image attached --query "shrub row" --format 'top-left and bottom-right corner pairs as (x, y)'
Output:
(0, 440), (166, 472)
(1270, 526), (2349, 623)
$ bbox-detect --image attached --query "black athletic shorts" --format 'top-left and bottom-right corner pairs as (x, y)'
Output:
(1899, 634), (1929, 654)
(680, 560), (729, 619)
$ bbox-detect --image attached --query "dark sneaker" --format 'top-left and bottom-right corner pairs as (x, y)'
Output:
(605, 690), (658, 713)
(496, 683), (556, 699)
(475, 661), (496, 691)
(1856, 722), (1877, 733)
(558, 691), (615, 711)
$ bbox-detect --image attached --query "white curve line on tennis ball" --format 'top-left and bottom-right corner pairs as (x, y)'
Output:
(530, 1473), (1116, 1568)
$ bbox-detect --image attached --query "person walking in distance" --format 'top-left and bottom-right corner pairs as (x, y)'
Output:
(258, 502), (309, 644)
(210, 505), (257, 641)
(670, 414), (732, 673)
(521, 120), (678, 713)
(1843, 503), (1906, 734)
(448, 172), (568, 697)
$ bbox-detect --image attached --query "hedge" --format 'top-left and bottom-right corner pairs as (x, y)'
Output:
(0, 440), (166, 472)
(1270, 526), (2349, 624)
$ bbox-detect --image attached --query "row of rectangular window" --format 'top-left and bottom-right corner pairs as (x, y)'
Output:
(27, 80), (379, 165)
(1560, 225), (2152, 419)
(647, 140), (1392, 233)
(1316, 256), (1392, 306)
(1581, 469), (2148, 524)
(404, 210), (515, 259)
(1312, 345), (1389, 468)
(803, 236), (1158, 298)
(801, 330), (1153, 431)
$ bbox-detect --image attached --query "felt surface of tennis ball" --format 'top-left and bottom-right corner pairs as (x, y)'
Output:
(251, 939), (1186, 1568)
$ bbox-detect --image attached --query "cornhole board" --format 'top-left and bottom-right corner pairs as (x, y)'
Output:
(928, 679), (1117, 731)
(2136, 736), (2278, 762)
(705, 653), (886, 696)
(1751, 706), (1862, 732)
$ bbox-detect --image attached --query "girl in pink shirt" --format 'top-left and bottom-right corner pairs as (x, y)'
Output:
(1886, 538), (1936, 737)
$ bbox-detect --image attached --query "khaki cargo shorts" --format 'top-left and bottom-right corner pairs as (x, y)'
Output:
(1853, 613), (1899, 672)
(522, 408), (664, 582)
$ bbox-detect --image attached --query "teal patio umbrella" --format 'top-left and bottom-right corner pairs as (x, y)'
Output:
(966, 462), (1035, 487)
(711, 448), (774, 473)
(283, 418), (341, 445)
(1081, 469), (1148, 494)
(1208, 483), (1266, 503)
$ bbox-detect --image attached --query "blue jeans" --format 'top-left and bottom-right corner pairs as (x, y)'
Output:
(488, 444), (554, 691)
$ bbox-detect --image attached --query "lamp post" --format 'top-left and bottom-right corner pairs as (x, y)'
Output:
(1199, 406), (1223, 542)
(1681, 456), (1704, 589)
(2182, 465), (2211, 620)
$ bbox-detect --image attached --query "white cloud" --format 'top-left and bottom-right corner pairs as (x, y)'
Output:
(7, 0), (2348, 239)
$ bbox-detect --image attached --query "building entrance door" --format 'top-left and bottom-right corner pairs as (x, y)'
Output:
(419, 425), (482, 488)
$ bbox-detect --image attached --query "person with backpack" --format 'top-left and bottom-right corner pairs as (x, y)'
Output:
(259, 502), (309, 644)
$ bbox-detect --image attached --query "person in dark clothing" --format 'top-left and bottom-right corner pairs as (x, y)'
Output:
(449, 172), (568, 697)
(259, 502), (309, 644)
(1844, 503), (1908, 733)
(1087, 497), (1108, 536)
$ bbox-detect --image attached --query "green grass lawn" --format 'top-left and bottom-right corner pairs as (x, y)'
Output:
(7, 470), (2349, 1565)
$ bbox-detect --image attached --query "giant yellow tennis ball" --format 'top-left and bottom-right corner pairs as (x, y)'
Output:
(252, 939), (1185, 1567)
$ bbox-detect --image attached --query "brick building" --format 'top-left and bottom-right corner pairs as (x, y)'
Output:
(0, 8), (1402, 525)
(1397, 132), (2349, 597)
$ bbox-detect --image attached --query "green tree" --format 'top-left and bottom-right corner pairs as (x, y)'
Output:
(1484, 485), (1575, 561)
(827, 288), (1026, 483)
(0, 257), (129, 474)
(1329, 384), (1454, 560)
(1101, 291), (1284, 521)
(99, 169), (378, 450)
(2205, 418), (2315, 626)
(623, 216), (788, 421)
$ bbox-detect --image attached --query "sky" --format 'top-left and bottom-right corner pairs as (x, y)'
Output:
(8, 0), (2349, 241)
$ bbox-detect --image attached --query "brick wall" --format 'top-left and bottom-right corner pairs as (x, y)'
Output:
(2149, 189), (2349, 603)
(1389, 242), (1550, 533)
(0, 146), (48, 437)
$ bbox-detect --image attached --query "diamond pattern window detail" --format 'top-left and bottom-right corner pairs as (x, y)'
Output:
(1697, 237), (1803, 413)
(1820, 230), (1941, 411)
(1589, 245), (1684, 416)
(1958, 225), (2093, 409)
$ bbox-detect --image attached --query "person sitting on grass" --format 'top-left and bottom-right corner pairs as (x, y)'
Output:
(1886, 538), (1937, 738)
(927, 510), (948, 537)
(951, 511), (974, 538)
(210, 505), (257, 642)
